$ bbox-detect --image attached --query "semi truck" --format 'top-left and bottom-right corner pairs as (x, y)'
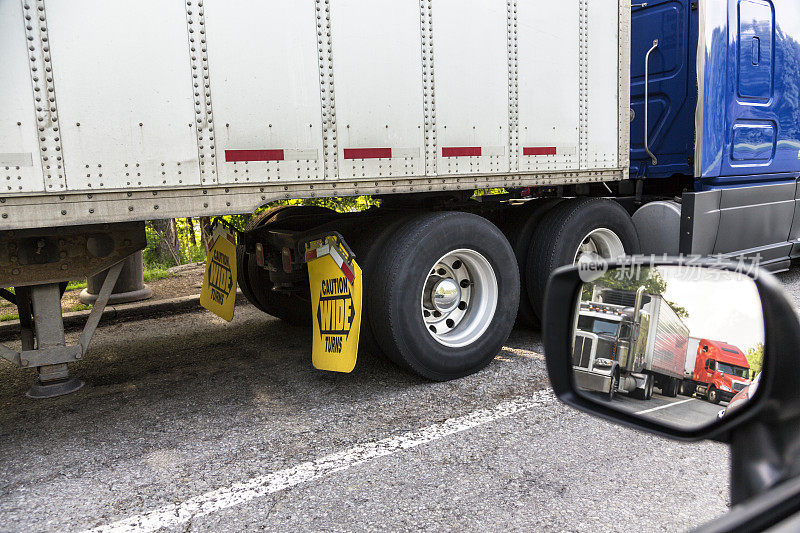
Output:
(572, 286), (690, 401)
(679, 337), (752, 403)
(1, 0), (799, 398)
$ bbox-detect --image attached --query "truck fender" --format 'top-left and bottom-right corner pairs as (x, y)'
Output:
(609, 363), (620, 390)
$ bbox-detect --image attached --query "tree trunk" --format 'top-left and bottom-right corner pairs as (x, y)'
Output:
(151, 218), (180, 265)
(186, 217), (197, 247)
(200, 217), (213, 251)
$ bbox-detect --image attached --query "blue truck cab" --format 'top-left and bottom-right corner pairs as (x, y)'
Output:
(630, 0), (800, 270)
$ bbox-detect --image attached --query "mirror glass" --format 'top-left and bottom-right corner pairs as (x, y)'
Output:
(572, 265), (765, 430)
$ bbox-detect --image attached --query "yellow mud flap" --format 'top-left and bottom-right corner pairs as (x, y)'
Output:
(306, 235), (362, 373)
(200, 224), (238, 322)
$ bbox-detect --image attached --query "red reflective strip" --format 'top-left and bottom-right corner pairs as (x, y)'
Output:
(304, 249), (318, 262)
(343, 148), (392, 159)
(442, 147), (481, 157)
(225, 149), (285, 162)
(523, 147), (557, 156)
(340, 262), (355, 284)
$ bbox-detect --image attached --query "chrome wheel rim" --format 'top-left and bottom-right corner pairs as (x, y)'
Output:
(574, 228), (626, 264)
(421, 249), (498, 348)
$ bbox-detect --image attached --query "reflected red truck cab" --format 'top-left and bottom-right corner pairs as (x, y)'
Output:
(688, 339), (752, 404)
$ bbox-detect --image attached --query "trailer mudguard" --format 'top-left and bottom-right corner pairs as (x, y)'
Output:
(305, 235), (362, 374)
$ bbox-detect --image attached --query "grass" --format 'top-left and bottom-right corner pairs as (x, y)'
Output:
(0, 312), (19, 322)
(143, 267), (172, 283)
(65, 280), (87, 291)
(62, 267), (172, 291)
(0, 261), (174, 321)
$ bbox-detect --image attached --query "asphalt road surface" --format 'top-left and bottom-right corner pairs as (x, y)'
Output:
(6, 262), (798, 532)
(585, 388), (728, 429)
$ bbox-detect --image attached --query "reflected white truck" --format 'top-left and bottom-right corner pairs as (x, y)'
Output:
(0, 0), (633, 397)
(573, 287), (690, 401)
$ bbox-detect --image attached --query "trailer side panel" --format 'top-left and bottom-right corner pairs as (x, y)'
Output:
(0, 0), (628, 231)
(646, 296), (690, 379)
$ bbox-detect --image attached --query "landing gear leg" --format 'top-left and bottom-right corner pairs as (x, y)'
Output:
(0, 261), (124, 398)
(25, 283), (84, 398)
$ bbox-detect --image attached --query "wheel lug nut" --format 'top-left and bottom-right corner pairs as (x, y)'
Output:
(424, 310), (431, 317)
(458, 301), (467, 310)
(437, 268), (446, 275)
(446, 319), (455, 328)
(460, 279), (470, 288)
(452, 260), (462, 269)
(433, 310), (442, 318)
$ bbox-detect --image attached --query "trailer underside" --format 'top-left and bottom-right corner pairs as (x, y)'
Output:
(0, 191), (642, 397)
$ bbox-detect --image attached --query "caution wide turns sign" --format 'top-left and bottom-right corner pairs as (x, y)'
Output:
(200, 224), (238, 322)
(307, 236), (362, 373)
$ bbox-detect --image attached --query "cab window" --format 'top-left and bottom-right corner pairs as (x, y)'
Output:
(577, 316), (620, 336)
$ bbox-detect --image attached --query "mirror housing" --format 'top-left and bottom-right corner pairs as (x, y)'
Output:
(542, 257), (792, 442)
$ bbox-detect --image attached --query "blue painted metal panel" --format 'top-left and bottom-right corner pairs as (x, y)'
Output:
(731, 121), (775, 161)
(631, 0), (800, 188)
(737, 0), (773, 101)
(629, 0), (698, 179)
(696, 0), (800, 189)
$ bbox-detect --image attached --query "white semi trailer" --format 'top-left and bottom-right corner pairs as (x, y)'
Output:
(0, 0), (633, 397)
(573, 286), (689, 401)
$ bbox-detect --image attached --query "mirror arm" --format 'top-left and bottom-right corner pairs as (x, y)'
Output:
(728, 408), (800, 506)
(729, 420), (787, 506)
(728, 266), (800, 505)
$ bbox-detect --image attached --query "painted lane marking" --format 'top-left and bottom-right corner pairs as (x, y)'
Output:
(83, 389), (556, 533)
(635, 397), (694, 415)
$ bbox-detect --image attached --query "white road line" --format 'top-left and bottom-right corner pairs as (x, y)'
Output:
(84, 389), (557, 533)
(635, 397), (694, 415)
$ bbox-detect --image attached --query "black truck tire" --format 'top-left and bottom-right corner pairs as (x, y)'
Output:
(369, 212), (520, 381)
(708, 386), (721, 404)
(236, 243), (262, 313)
(235, 205), (307, 315)
(342, 213), (417, 362)
(244, 256), (312, 325)
(525, 197), (640, 317)
(500, 199), (562, 328)
(237, 205), (335, 326)
(608, 367), (620, 402)
(632, 373), (654, 400)
(663, 376), (679, 398)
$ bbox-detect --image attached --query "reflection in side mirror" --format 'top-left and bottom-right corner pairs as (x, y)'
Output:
(572, 265), (765, 430)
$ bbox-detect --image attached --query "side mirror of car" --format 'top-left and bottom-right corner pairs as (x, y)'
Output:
(542, 257), (794, 441)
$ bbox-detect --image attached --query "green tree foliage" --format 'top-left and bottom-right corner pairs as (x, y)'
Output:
(745, 343), (764, 378)
(142, 196), (378, 269)
(583, 267), (689, 318)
